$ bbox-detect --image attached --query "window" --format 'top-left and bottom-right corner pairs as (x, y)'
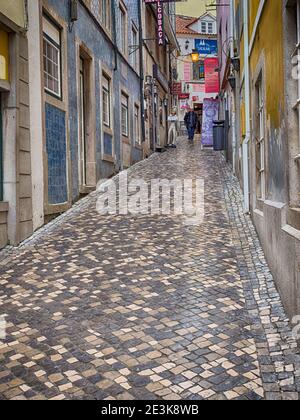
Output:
(134, 104), (140, 145)
(121, 93), (129, 137)
(43, 16), (61, 98)
(199, 60), (205, 80)
(102, 74), (111, 128)
(101, 0), (111, 30)
(131, 26), (138, 72)
(119, 5), (127, 55)
(201, 22), (207, 34)
(255, 76), (265, 200)
(208, 22), (213, 34)
(193, 61), (205, 81)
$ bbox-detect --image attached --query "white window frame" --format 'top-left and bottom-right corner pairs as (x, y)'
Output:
(131, 25), (139, 72)
(101, 0), (111, 29)
(201, 21), (207, 34)
(100, 63), (115, 162)
(121, 92), (129, 137)
(208, 22), (213, 34)
(119, 4), (127, 56)
(43, 16), (62, 99)
(102, 73), (111, 128)
(134, 103), (141, 145)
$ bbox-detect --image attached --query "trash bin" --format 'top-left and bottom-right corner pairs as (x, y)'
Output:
(213, 120), (225, 151)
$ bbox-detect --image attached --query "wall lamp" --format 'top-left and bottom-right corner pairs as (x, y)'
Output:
(231, 56), (240, 72)
(228, 75), (236, 90)
(191, 49), (200, 63)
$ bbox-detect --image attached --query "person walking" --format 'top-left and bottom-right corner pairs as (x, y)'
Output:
(184, 107), (198, 142)
(167, 108), (178, 149)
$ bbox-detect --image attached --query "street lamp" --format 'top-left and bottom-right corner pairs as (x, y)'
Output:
(191, 49), (200, 63)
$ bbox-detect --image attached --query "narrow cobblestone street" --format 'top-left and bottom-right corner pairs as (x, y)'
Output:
(0, 139), (299, 401)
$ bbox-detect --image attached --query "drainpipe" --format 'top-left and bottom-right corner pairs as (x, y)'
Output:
(243, 0), (250, 213)
(230, 0), (237, 175)
(111, 2), (118, 72)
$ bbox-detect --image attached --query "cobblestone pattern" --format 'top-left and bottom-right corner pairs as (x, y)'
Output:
(0, 138), (299, 400)
(222, 164), (300, 400)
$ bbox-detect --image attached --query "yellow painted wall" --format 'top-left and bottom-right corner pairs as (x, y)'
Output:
(176, 0), (215, 17)
(236, 0), (283, 135)
(0, 0), (26, 28)
(0, 30), (9, 81)
(249, 0), (284, 128)
(249, 0), (260, 36)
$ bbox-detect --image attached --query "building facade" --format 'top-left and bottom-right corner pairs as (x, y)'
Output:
(142, 1), (178, 153)
(28, 0), (144, 225)
(0, 0), (178, 250)
(218, 0), (300, 319)
(217, 1), (237, 168)
(176, 13), (218, 125)
(0, 1), (34, 249)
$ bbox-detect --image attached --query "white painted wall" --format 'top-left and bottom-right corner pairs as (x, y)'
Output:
(28, 0), (44, 231)
(190, 14), (217, 35)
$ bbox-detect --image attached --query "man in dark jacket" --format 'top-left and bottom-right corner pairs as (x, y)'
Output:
(184, 108), (198, 142)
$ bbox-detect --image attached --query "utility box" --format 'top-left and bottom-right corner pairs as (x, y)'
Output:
(213, 120), (225, 151)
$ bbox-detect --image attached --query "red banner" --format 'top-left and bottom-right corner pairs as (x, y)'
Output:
(171, 82), (182, 95)
(204, 58), (220, 94)
(178, 93), (190, 100)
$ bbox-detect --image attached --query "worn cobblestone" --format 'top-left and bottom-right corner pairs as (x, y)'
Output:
(0, 138), (299, 400)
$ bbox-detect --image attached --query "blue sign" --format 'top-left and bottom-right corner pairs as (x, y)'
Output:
(195, 39), (218, 56)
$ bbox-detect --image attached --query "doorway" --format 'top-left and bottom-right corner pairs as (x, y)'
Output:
(79, 57), (87, 187)
(194, 103), (203, 134)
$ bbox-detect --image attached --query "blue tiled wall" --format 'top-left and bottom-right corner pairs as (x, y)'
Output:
(104, 132), (113, 156)
(45, 103), (68, 205)
(45, 0), (143, 200)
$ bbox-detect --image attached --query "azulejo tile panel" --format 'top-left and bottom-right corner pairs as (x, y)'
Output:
(103, 132), (113, 157)
(45, 103), (68, 205)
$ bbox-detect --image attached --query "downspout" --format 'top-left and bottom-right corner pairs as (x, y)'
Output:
(111, 2), (118, 72)
(138, 0), (146, 145)
(230, 0), (237, 175)
(243, 0), (250, 213)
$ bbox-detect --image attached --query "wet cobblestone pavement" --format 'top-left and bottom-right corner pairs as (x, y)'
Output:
(0, 138), (299, 400)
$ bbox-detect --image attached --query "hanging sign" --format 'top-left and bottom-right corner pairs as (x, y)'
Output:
(157, 1), (165, 46)
(178, 93), (190, 100)
(144, 0), (188, 47)
(204, 58), (220, 94)
(195, 39), (218, 56)
(171, 82), (182, 95)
